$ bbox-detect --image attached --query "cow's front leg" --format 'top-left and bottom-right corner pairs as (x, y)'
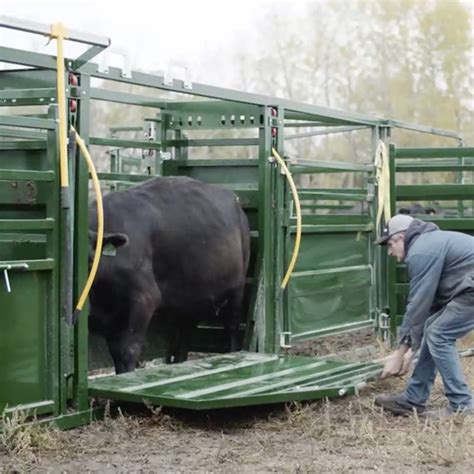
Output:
(107, 287), (161, 374)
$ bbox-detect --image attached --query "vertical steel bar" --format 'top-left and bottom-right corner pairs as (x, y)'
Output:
(274, 106), (285, 353)
(46, 104), (61, 415)
(388, 143), (398, 342)
(73, 73), (91, 411)
(258, 106), (276, 353)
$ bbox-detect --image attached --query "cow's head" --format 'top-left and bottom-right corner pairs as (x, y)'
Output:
(88, 230), (129, 267)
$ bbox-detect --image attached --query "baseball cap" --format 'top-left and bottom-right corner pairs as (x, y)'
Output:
(375, 214), (414, 245)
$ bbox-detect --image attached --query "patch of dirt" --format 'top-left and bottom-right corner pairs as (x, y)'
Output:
(2, 333), (474, 473)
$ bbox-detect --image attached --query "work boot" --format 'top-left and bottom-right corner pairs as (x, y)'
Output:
(374, 393), (425, 416)
(422, 406), (473, 420)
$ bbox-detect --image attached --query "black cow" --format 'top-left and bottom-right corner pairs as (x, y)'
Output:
(88, 176), (250, 374)
(398, 203), (437, 216)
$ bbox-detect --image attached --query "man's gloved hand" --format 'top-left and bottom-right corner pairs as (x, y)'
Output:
(380, 344), (411, 379)
(399, 348), (414, 375)
(381, 352), (404, 378)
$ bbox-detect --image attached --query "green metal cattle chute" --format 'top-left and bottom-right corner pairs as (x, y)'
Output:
(0, 17), (470, 427)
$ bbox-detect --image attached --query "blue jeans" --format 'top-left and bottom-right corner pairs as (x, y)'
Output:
(404, 291), (474, 411)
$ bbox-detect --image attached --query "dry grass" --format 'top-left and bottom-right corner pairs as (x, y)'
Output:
(0, 410), (62, 472)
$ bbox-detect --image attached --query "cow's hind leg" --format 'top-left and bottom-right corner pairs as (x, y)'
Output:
(221, 286), (245, 353)
(162, 318), (194, 364)
(107, 287), (161, 374)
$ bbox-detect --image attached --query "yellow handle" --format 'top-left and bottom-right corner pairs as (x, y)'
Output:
(72, 127), (104, 315)
(50, 22), (69, 188)
(271, 148), (302, 289)
(375, 140), (391, 231)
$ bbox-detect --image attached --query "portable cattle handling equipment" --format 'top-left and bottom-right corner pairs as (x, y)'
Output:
(1, 17), (473, 429)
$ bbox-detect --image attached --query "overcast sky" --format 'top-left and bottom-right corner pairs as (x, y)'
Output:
(0, 0), (315, 86)
(1, 0), (473, 88)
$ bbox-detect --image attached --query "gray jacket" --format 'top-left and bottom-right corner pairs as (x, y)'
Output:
(398, 219), (474, 351)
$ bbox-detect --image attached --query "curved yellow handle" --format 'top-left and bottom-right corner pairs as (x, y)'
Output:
(72, 127), (104, 317)
(375, 140), (391, 232)
(271, 148), (302, 289)
(50, 22), (69, 188)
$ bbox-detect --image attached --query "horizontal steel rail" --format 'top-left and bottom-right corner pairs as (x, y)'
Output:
(396, 162), (474, 172)
(0, 170), (54, 181)
(90, 88), (169, 108)
(286, 125), (370, 140)
(394, 147), (474, 158)
(290, 224), (374, 233)
(0, 258), (54, 271)
(290, 159), (372, 174)
(0, 128), (46, 140)
(0, 114), (55, 130)
(397, 184), (474, 200)
(0, 15), (110, 47)
(89, 137), (161, 149)
(0, 140), (47, 150)
(0, 218), (54, 231)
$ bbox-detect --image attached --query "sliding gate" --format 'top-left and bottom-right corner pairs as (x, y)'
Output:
(282, 158), (377, 347)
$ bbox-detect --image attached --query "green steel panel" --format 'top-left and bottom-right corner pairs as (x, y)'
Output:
(0, 271), (54, 414)
(292, 232), (370, 272)
(0, 148), (48, 171)
(288, 266), (372, 342)
(0, 234), (46, 260)
(0, 180), (53, 205)
(88, 352), (382, 409)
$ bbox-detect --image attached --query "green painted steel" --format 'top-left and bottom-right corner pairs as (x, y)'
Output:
(397, 184), (474, 200)
(0, 115), (60, 417)
(394, 147), (474, 158)
(89, 352), (382, 409)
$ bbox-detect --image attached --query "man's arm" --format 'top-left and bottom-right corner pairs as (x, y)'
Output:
(397, 249), (444, 351)
(381, 248), (443, 379)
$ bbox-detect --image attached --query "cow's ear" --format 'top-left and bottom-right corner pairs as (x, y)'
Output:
(103, 232), (129, 249)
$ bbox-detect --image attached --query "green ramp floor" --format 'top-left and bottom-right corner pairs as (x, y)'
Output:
(88, 351), (382, 410)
